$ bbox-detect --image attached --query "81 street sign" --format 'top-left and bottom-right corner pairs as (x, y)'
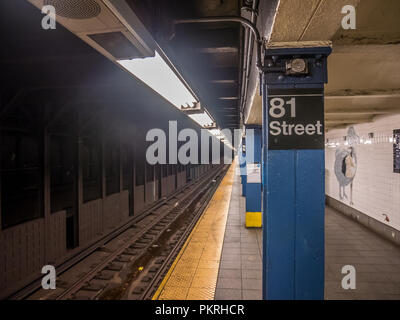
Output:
(267, 88), (324, 150)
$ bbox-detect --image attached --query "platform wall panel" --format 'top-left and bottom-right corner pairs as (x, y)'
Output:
(103, 193), (122, 233)
(177, 172), (186, 189)
(167, 176), (175, 194)
(161, 177), (169, 197)
(47, 210), (67, 264)
(80, 199), (103, 246)
(134, 185), (145, 213)
(0, 219), (45, 296)
(120, 190), (130, 222)
(145, 181), (156, 204)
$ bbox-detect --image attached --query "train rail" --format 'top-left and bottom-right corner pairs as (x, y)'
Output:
(15, 165), (228, 300)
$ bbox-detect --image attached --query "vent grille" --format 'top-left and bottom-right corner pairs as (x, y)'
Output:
(44, 0), (101, 19)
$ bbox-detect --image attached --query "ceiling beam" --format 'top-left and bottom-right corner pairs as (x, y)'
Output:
(210, 79), (237, 84)
(174, 27), (239, 49)
(198, 47), (238, 54)
(325, 118), (374, 125)
(325, 92), (400, 99)
(207, 67), (237, 81)
(326, 124), (349, 131)
(325, 107), (400, 115)
(218, 97), (239, 100)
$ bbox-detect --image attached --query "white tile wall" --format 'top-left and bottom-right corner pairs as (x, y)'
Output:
(325, 114), (400, 231)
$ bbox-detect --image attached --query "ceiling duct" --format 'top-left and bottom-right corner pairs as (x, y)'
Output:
(28, 0), (156, 60)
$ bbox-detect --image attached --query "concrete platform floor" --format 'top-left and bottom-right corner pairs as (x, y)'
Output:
(325, 206), (400, 300)
(214, 172), (262, 300)
(215, 172), (400, 300)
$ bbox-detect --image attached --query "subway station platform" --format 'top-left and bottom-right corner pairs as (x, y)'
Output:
(3, 0), (400, 304)
(153, 161), (400, 300)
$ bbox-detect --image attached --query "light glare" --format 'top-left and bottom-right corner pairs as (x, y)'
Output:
(118, 52), (197, 109)
(209, 129), (221, 136)
(189, 112), (214, 127)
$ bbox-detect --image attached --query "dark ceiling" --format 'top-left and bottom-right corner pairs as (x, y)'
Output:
(0, 0), (243, 131)
(126, 0), (243, 130)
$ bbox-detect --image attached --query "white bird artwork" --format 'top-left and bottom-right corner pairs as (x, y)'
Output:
(334, 126), (359, 205)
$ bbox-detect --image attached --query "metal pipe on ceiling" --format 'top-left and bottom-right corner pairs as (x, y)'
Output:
(240, 0), (260, 117)
(174, 16), (262, 70)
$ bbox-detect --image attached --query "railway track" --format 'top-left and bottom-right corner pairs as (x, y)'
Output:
(19, 165), (228, 300)
(138, 168), (223, 301)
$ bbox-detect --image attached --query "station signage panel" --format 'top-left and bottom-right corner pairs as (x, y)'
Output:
(246, 163), (261, 183)
(267, 88), (324, 150)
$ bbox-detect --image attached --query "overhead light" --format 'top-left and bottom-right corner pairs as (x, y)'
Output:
(117, 37), (222, 133)
(117, 51), (197, 109)
(209, 129), (221, 136)
(208, 129), (235, 151)
(189, 111), (215, 128)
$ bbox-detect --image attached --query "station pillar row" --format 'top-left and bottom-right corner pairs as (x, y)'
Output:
(261, 46), (331, 300)
(245, 125), (262, 228)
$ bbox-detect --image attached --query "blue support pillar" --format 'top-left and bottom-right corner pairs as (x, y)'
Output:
(239, 137), (247, 196)
(262, 46), (331, 300)
(245, 125), (262, 227)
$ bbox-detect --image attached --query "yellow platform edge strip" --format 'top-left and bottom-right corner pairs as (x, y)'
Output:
(152, 160), (236, 300)
(151, 213), (202, 300)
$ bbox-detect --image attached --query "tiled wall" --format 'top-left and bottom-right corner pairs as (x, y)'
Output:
(325, 114), (400, 231)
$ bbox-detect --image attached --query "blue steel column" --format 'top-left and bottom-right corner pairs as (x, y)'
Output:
(245, 125), (262, 227)
(239, 137), (247, 196)
(262, 47), (331, 299)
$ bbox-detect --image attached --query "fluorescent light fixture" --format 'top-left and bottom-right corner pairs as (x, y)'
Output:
(118, 52), (197, 109)
(189, 111), (214, 128)
(209, 129), (221, 136)
(208, 129), (235, 152)
(118, 50), (224, 135)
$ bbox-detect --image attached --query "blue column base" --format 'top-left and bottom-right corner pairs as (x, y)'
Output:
(263, 149), (325, 300)
(246, 182), (262, 227)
